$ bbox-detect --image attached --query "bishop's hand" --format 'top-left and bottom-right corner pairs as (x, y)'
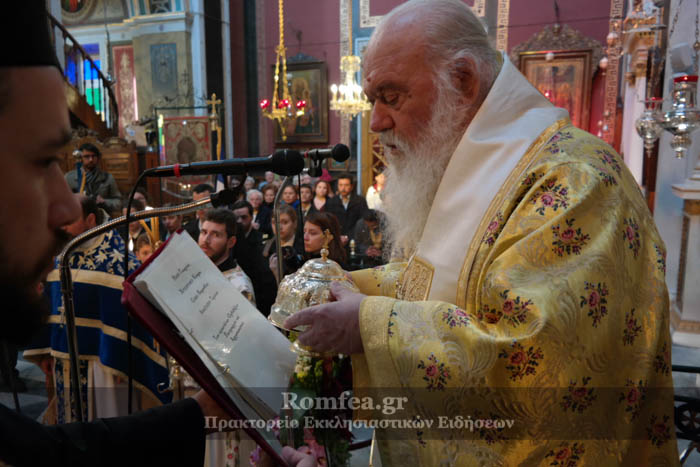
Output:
(281, 446), (319, 467)
(283, 281), (365, 355)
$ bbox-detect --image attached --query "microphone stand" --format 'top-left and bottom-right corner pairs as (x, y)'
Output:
(59, 196), (218, 422)
(274, 176), (289, 281)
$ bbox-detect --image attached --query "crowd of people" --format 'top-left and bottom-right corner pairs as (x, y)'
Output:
(105, 167), (388, 295)
(54, 137), (390, 293)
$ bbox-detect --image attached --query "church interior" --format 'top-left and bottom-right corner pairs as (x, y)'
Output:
(2, 0), (700, 465)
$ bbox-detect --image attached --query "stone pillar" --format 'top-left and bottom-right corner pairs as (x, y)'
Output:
(190, 0), (207, 117)
(671, 155), (700, 346)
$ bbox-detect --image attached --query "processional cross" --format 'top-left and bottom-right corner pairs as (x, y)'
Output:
(206, 93), (222, 131)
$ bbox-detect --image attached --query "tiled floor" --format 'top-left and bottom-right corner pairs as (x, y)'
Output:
(3, 345), (700, 465)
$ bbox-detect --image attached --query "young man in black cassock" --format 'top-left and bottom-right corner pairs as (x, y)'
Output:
(0, 4), (224, 466)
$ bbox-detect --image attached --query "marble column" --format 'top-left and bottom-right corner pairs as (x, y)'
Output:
(671, 154), (700, 346)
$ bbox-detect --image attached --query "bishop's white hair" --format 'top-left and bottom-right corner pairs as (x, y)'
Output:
(370, 0), (501, 93)
(369, 0), (501, 258)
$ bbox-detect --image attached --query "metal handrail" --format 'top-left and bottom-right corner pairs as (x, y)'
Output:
(48, 13), (119, 133)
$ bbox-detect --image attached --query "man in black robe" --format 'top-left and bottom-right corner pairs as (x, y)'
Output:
(0, 4), (222, 466)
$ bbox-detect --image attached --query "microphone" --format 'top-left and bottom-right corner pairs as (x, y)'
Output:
(302, 144), (350, 164)
(209, 189), (238, 207)
(145, 149), (305, 178)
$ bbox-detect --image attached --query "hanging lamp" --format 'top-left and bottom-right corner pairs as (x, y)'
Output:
(259, 0), (305, 141)
(329, 3), (371, 119)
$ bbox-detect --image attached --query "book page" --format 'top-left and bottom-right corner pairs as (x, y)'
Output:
(134, 232), (296, 417)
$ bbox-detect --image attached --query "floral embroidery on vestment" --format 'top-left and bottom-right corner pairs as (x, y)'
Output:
(417, 353), (450, 391)
(498, 341), (544, 381)
(560, 376), (597, 413)
(552, 218), (590, 256)
(579, 281), (609, 327)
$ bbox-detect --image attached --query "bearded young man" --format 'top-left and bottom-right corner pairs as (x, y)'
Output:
(283, 0), (676, 465)
(0, 4), (224, 466)
(64, 143), (122, 215)
(199, 208), (256, 305)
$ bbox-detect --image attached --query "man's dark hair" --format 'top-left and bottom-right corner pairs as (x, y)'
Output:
(204, 208), (237, 238)
(231, 200), (253, 217)
(135, 186), (149, 202)
(300, 183), (312, 192)
(80, 196), (103, 225)
(337, 173), (354, 185)
(123, 195), (145, 211)
(79, 143), (101, 158)
(193, 183), (215, 194)
(363, 209), (379, 223)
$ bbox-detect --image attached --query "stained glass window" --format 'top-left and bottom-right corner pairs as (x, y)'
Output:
(149, 0), (171, 14)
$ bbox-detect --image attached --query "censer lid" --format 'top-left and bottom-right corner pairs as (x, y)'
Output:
(294, 245), (346, 281)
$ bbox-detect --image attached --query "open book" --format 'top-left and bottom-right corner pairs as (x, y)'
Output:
(124, 231), (296, 463)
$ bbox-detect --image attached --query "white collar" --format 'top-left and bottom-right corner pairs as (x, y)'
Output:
(414, 54), (569, 303)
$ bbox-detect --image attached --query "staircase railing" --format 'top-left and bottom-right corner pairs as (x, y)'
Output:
(48, 14), (119, 134)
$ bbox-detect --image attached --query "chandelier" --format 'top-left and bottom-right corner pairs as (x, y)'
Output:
(329, 3), (371, 119)
(636, 75), (700, 159)
(259, 0), (305, 141)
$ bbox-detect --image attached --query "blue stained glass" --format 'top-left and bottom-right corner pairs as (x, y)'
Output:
(83, 43), (99, 55)
(65, 58), (78, 86)
(83, 59), (101, 81)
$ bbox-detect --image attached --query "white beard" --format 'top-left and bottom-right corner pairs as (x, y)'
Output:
(380, 83), (467, 259)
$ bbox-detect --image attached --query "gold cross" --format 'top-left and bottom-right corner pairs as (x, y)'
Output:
(206, 93), (222, 130)
(321, 229), (333, 260)
(322, 229), (333, 249)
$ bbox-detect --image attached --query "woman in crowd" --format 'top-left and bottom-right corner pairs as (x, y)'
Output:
(264, 205), (305, 282)
(312, 180), (332, 212)
(243, 176), (256, 192)
(365, 169), (385, 211)
(246, 188), (270, 235)
(281, 184), (299, 208)
(261, 184), (277, 211)
(303, 211), (347, 267)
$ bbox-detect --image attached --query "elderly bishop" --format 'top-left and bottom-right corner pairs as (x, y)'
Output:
(284, 1), (677, 466)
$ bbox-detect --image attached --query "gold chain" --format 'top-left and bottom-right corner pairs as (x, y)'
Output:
(279, 0), (289, 101)
(278, 0), (285, 50)
(348, 0), (352, 48)
(669, 0), (684, 39)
